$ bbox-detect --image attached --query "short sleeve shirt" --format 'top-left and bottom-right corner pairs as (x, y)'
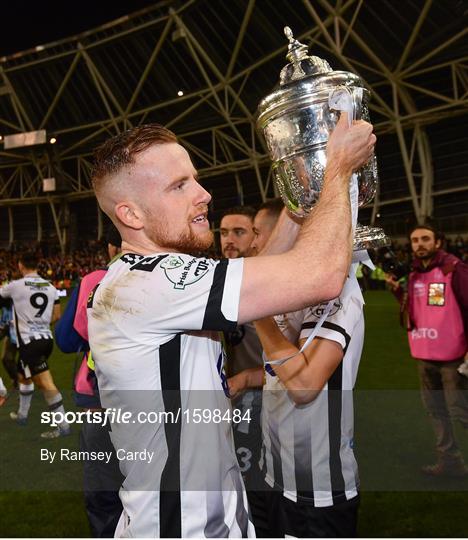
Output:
(0, 274), (59, 345)
(87, 252), (253, 537)
(262, 275), (365, 507)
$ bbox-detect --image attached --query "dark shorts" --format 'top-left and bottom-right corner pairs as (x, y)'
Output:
(249, 477), (360, 538)
(80, 420), (124, 537)
(18, 339), (53, 378)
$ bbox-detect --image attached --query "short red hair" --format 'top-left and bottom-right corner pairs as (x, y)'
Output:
(91, 123), (177, 189)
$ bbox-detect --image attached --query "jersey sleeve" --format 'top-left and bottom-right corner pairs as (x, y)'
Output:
(155, 255), (243, 333)
(299, 277), (363, 352)
(104, 254), (244, 334)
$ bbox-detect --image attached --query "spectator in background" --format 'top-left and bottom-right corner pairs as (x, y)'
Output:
(0, 242), (110, 289)
(219, 206), (256, 259)
(386, 224), (468, 477)
(451, 235), (467, 261)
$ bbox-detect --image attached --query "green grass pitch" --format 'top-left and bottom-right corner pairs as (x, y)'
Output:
(0, 290), (466, 537)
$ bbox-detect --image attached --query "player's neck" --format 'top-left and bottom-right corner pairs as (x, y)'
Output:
(120, 238), (175, 256)
(22, 269), (38, 277)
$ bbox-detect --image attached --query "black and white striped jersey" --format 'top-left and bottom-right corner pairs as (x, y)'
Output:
(261, 274), (364, 507)
(0, 274), (59, 345)
(88, 253), (255, 538)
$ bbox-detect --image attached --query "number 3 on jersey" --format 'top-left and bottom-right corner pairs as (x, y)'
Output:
(30, 292), (48, 317)
(236, 447), (252, 473)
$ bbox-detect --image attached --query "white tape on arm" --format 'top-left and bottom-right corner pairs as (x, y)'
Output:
(264, 298), (334, 367)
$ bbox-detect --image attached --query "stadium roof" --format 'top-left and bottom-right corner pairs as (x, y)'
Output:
(0, 0), (467, 238)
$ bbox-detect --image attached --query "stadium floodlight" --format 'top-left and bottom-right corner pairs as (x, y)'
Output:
(42, 177), (56, 192)
(3, 129), (47, 149)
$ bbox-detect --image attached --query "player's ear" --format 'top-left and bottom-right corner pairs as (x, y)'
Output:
(114, 201), (144, 231)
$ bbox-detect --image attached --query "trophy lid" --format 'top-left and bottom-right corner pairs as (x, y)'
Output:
(257, 27), (367, 129)
(280, 27), (332, 85)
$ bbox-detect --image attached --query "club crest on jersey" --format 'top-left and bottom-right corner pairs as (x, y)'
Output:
(161, 256), (213, 289)
(310, 299), (342, 318)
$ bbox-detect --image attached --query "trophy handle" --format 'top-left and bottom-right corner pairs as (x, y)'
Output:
(352, 87), (364, 122)
(328, 86), (364, 127)
(328, 86), (353, 127)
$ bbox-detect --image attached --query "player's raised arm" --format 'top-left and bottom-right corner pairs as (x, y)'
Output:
(238, 113), (376, 324)
(254, 316), (343, 404)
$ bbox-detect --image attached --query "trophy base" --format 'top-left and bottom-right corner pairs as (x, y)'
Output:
(354, 224), (390, 251)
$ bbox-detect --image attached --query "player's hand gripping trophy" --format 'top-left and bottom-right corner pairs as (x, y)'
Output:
(257, 27), (389, 250)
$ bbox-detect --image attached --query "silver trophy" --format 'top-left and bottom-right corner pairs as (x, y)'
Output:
(257, 27), (389, 250)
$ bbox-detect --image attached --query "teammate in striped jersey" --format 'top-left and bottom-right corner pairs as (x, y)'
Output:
(229, 200), (364, 537)
(0, 252), (70, 437)
(88, 113), (375, 537)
